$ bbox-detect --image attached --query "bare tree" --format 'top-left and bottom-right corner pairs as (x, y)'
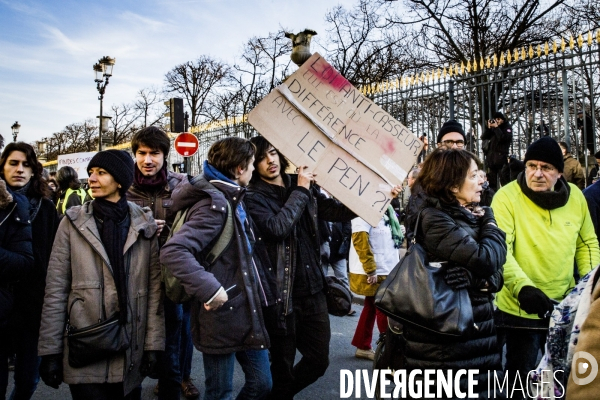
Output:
(323, 0), (417, 86)
(384, 0), (570, 68)
(164, 56), (232, 127)
(107, 103), (141, 146)
(134, 86), (165, 128)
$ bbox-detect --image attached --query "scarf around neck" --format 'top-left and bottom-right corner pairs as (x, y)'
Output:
(383, 205), (403, 249)
(92, 196), (130, 324)
(9, 181), (41, 221)
(517, 171), (570, 210)
(134, 165), (168, 190)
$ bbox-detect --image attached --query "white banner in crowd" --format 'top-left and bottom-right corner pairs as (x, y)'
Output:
(57, 151), (97, 179)
(248, 53), (421, 226)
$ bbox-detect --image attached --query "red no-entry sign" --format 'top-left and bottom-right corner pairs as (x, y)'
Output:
(174, 132), (199, 157)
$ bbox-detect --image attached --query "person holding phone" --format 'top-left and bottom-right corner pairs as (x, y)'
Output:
(482, 112), (513, 190)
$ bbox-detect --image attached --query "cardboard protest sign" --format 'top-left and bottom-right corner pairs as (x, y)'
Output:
(57, 151), (97, 179)
(248, 53), (421, 226)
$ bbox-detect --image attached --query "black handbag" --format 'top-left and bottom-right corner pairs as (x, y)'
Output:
(66, 299), (130, 368)
(325, 275), (353, 316)
(374, 210), (475, 337)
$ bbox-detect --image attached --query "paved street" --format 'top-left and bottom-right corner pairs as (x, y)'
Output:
(7, 302), (381, 400)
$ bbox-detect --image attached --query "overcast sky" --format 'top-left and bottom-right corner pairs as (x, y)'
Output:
(0, 0), (359, 145)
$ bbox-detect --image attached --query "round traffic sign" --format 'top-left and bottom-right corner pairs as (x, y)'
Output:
(174, 132), (199, 157)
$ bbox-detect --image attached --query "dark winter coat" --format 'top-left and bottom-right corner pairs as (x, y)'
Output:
(329, 221), (351, 263)
(160, 175), (274, 354)
(0, 184), (34, 325)
(127, 171), (186, 247)
(11, 197), (58, 338)
(482, 121), (513, 169)
(403, 195), (507, 395)
(245, 174), (355, 331)
(584, 180), (600, 245)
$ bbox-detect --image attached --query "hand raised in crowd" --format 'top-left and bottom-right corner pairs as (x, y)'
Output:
(155, 219), (166, 236)
(391, 184), (403, 198)
(204, 287), (228, 311)
(297, 166), (316, 189)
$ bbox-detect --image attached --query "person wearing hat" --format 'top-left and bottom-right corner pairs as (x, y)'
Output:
(436, 119), (466, 149)
(491, 137), (600, 394)
(576, 110), (596, 155)
(38, 150), (164, 399)
(482, 111), (513, 190)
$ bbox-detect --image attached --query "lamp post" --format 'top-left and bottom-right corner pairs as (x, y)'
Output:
(94, 56), (115, 151)
(37, 139), (48, 163)
(11, 121), (20, 142)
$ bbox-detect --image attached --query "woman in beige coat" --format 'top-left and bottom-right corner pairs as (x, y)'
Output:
(37, 150), (164, 400)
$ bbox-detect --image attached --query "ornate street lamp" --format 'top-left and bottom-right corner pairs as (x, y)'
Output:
(11, 121), (20, 142)
(37, 139), (48, 162)
(94, 56), (115, 151)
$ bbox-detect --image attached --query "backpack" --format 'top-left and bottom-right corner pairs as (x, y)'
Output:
(161, 199), (233, 304)
(325, 275), (353, 316)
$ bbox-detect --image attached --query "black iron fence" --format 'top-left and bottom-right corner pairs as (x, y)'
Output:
(368, 31), (600, 173)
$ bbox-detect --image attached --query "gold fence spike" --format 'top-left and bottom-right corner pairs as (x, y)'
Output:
(544, 42), (549, 56)
(514, 48), (520, 62)
(485, 56), (490, 68)
(537, 44), (542, 57)
(466, 60), (471, 72)
(493, 54), (497, 67)
(529, 45), (534, 59)
(500, 52), (505, 65)
(507, 50), (512, 63)
(570, 35), (575, 50)
(521, 47), (526, 60)
(442, 66), (447, 78)
(561, 37), (566, 52)
(596, 29), (600, 44)
(578, 33), (583, 48)
(588, 31), (593, 46)
(553, 40), (558, 53)
(472, 58), (477, 72)
(436, 68), (441, 81)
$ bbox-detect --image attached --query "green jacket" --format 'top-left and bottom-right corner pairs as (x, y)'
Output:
(491, 179), (600, 319)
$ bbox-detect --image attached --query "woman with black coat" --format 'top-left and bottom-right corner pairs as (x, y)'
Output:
(0, 142), (58, 400)
(403, 147), (507, 398)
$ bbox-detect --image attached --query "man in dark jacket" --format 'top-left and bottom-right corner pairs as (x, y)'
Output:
(577, 110), (596, 154)
(161, 137), (276, 400)
(482, 111), (513, 190)
(126, 127), (197, 400)
(245, 136), (356, 400)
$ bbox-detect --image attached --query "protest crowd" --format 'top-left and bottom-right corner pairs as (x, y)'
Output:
(2, 106), (600, 400)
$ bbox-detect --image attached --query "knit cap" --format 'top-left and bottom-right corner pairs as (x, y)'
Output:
(493, 111), (506, 120)
(523, 137), (564, 173)
(87, 150), (135, 192)
(436, 120), (466, 144)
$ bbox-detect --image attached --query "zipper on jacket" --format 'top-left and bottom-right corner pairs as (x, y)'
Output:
(0, 203), (17, 227)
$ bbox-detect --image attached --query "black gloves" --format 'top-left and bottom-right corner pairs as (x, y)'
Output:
(518, 286), (555, 318)
(39, 354), (63, 389)
(140, 350), (160, 377)
(481, 206), (495, 226)
(444, 267), (472, 290)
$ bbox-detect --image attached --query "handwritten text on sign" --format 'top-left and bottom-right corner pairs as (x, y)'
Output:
(249, 92), (394, 226)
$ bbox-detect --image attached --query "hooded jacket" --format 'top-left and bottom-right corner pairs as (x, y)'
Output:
(159, 174), (274, 354)
(38, 201), (164, 395)
(491, 178), (600, 319)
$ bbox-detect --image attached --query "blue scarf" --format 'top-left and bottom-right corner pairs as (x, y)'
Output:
(203, 161), (251, 253)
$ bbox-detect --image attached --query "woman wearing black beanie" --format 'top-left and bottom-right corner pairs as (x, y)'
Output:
(38, 150), (164, 400)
